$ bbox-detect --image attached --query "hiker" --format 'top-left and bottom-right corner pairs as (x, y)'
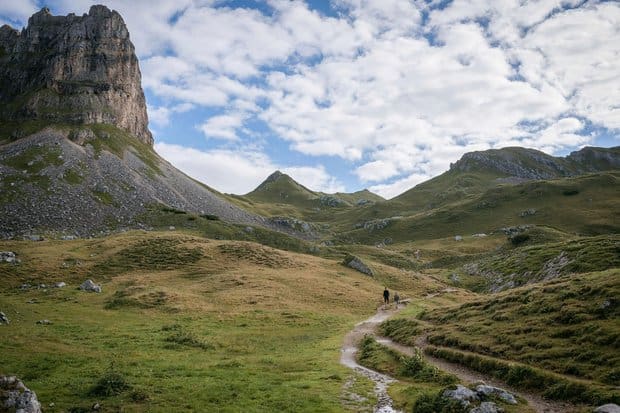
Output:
(394, 292), (400, 306)
(383, 287), (389, 305)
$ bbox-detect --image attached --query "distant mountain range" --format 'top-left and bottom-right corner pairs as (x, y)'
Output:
(0, 6), (618, 241)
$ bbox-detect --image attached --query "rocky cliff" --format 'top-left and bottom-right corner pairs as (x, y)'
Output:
(0, 5), (152, 144)
(450, 146), (620, 180)
(0, 7), (305, 240)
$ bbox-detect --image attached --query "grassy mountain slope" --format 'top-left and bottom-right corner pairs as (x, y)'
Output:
(333, 172), (620, 245)
(244, 171), (318, 206)
(230, 171), (384, 222)
(377, 270), (620, 407)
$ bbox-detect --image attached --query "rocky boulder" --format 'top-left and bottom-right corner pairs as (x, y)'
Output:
(0, 251), (17, 263)
(79, 279), (102, 293)
(443, 385), (479, 406)
(595, 404), (620, 413)
(0, 376), (42, 413)
(0, 311), (9, 324)
(475, 385), (517, 405)
(343, 254), (374, 276)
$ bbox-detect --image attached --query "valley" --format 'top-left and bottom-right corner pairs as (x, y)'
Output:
(1, 5), (618, 413)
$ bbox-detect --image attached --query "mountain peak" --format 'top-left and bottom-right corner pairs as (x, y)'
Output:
(0, 5), (152, 145)
(265, 170), (286, 183)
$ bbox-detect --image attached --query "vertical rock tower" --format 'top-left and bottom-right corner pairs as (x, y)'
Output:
(0, 5), (152, 145)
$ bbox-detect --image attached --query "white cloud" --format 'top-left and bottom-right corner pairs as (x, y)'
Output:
(0, 1), (38, 25)
(198, 112), (247, 140)
(155, 142), (275, 194)
(154, 142), (345, 195)
(369, 172), (434, 199)
(282, 165), (346, 194)
(5, 0), (618, 197)
(148, 103), (194, 128)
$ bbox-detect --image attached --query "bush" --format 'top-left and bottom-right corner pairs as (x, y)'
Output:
(510, 233), (530, 245)
(89, 370), (131, 397)
(164, 330), (213, 350)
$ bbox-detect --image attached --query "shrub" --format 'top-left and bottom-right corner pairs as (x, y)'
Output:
(165, 330), (213, 350)
(510, 233), (530, 245)
(89, 370), (130, 397)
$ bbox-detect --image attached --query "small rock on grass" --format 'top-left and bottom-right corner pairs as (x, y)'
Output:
(595, 404), (620, 413)
(443, 385), (479, 406)
(0, 251), (17, 263)
(0, 311), (9, 324)
(36, 319), (52, 325)
(476, 385), (517, 405)
(79, 279), (102, 293)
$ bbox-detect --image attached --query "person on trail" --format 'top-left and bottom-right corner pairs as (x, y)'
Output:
(394, 292), (400, 306)
(383, 288), (389, 305)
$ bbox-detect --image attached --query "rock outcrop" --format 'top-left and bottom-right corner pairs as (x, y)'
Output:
(79, 279), (102, 293)
(0, 376), (42, 413)
(475, 385), (517, 405)
(442, 384), (479, 406)
(343, 254), (374, 276)
(0, 251), (17, 263)
(0, 8), (312, 239)
(450, 146), (620, 180)
(0, 5), (152, 144)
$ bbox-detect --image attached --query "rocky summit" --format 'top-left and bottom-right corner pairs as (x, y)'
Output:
(449, 146), (620, 180)
(0, 5), (151, 144)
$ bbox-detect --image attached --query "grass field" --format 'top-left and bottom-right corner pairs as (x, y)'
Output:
(0, 231), (441, 412)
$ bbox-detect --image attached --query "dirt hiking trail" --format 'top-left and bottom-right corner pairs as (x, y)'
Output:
(341, 304), (576, 413)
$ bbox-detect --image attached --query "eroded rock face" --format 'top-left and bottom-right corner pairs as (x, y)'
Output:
(0, 5), (152, 145)
(0, 376), (42, 413)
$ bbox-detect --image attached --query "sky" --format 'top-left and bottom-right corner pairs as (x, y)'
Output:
(1, 0), (619, 198)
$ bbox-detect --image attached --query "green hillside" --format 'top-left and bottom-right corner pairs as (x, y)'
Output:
(244, 171), (318, 205)
(332, 171), (620, 244)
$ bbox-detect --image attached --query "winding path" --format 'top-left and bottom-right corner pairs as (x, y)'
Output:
(340, 306), (403, 413)
(341, 304), (576, 413)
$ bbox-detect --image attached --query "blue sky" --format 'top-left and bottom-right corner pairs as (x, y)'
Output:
(1, 0), (619, 198)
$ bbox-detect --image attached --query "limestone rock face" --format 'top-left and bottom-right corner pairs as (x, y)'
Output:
(0, 5), (152, 145)
(0, 376), (42, 413)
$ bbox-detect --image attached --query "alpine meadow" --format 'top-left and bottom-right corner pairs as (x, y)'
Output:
(0, 2), (618, 413)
